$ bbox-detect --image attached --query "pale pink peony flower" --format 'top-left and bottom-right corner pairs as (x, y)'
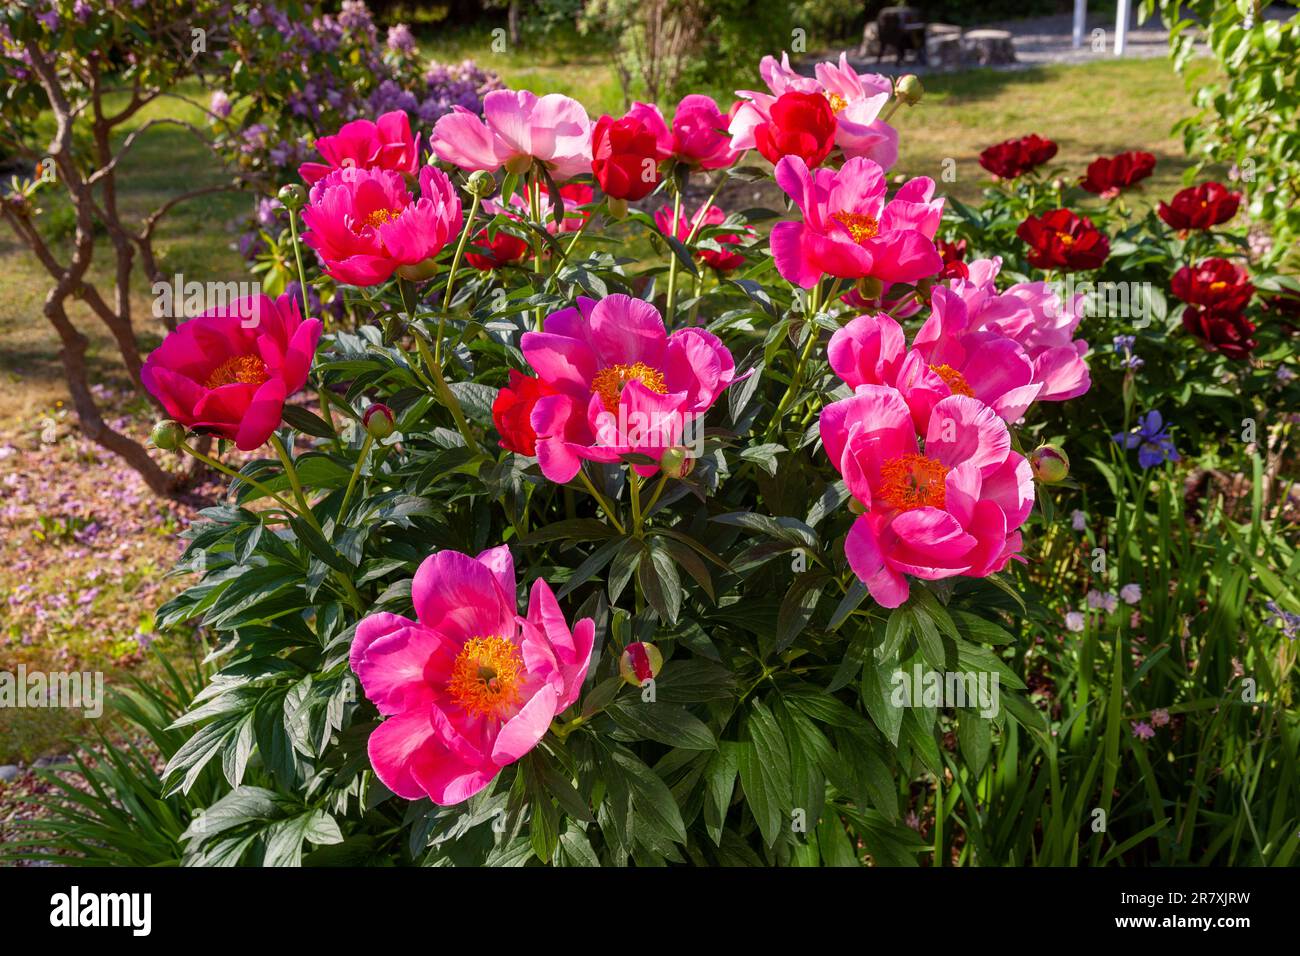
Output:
(429, 89), (593, 180)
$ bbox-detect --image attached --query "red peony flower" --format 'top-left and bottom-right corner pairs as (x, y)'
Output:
(978, 134), (1058, 179)
(1182, 306), (1257, 360)
(492, 369), (560, 455)
(1157, 182), (1241, 231)
(1170, 257), (1254, 312)
(1016, 208), (1110, 271)
(1079, 151), (1156, 198)
(753, 91), (837, 169)
(591, 107), (672, 201)
(465, 223), (530, 271)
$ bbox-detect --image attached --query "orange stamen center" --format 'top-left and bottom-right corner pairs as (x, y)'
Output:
(879, 453), (949, 511)
(1057, 232), (1075, 247)
(204, 355), (269, 389)
(826, 92), (848, 113)
(448, 636), (525, 719)
(831, 210), (880, 245)
(929, 363), (974, 397)
(365, 207), (398, 229)
(591, 362), (667, 412)
(1209, 280), (1227, 292)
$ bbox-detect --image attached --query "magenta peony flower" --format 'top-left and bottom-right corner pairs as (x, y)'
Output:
(298, 110), (422, 186)
(945, 257), (1092, 402)
(519, 294), (744, 483)
(350, 546), (594, 805)
(301, 165), (462, 285)
(429, 89), (593, 180)
(141, 294), (322, 450)
(670, 94), (739, 169)
(770, 154), (944, 289)
(730, 53), (898, 169)
(819, 386), (1033, 608)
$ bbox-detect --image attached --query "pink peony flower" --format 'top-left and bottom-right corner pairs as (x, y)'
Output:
(429, 89), (593, 181)
(349, 545), (594, 805)
(298, 110), (421, 185)
(730, 52), (898, 169)
(520, 294), (744, 483)
(141, 294), (322, 450)
(670, 94), (740, 169)
(945, 257), (1091, 401)
(302, 165), (462, 285)
(770, 155), (943, 289)
(819, 386), (1033, 608)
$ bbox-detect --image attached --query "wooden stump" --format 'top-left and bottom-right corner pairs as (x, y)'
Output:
(963, 29), (1017, 65)
(927, 24), (963, 72)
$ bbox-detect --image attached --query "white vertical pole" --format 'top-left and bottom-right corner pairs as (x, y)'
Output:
(1115, 0), (1131, 56)
(1073, 0), (1087, 48)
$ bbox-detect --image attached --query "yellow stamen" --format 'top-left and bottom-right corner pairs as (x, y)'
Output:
(879, 453), (949, 511)
(448, 636), (525, 719)
(365, 207), (397, 229)
(831, 210), (880, 245)
(590, 362), (667, 412)
(1209, 280), (1227, 292)
(929, 363), (974, 397)
(1057, 232), (1075, 247)
(204, 355), (269, 389)
(826, 92), (848, 113)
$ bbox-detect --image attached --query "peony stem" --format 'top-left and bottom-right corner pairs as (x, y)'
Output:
(663, 189), (683, 327)
(438, 192), (483, 364)
(337, 432), (375, 523)
(270, 433), (319, 532)
(179, 441), (298, 517)
(576, 468), (625, 535)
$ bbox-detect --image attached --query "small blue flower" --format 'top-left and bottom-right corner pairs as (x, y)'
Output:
(1264, 601), (1299, 640)
(1113, 335), (1143, 369)
(1113, 410), (1180, 469)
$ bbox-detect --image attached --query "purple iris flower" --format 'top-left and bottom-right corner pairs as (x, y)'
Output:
(1114, 410), (1180, 469)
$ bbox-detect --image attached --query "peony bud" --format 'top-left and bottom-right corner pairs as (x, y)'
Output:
(149, 419), (186, 451)
(896, 74), (924, 106)
(277, 184), (307, 209)
(660, 445), (695, 478)
(395, 259), (439, 281)
(362, 403), (396, 439)
(855, 276), (884, 301)
(1029, 444), (1070, 483)
(606, 196), (628, 220)
(466, 169), (496, 200)
(619, 642), (662, 686)
(848, 497), (867, 515)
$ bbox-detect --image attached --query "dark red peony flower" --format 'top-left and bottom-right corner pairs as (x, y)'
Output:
(978, 134), (1058, 179)
(1157, 182), (1242, 231)
(1170, 257), (1254, 312)
(591, 112), (669, 201)
(491, 369), (559, 456)
(466, 223), (530, 271)
(1079, 151), (1156, 197)
(1016, 208), (1110, 271)
(753, 91), (837, 169)
(1182, 306), (1257, 360)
